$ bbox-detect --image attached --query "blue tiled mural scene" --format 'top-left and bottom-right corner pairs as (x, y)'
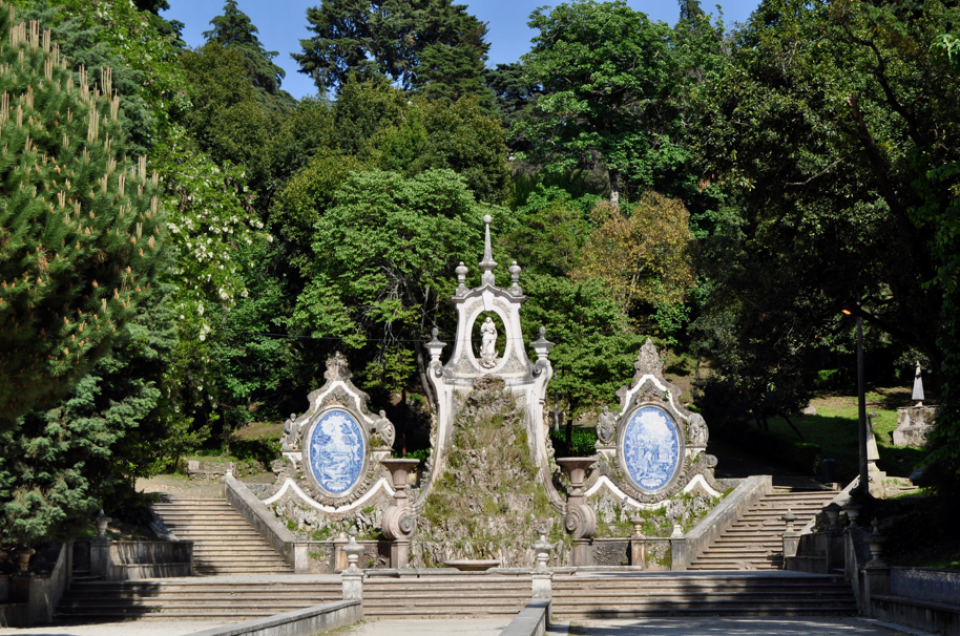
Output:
(308, 409), (365, 494)
(622, 406), (681, 492)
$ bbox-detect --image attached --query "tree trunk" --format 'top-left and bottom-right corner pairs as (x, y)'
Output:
(413, 336), (438, 414)
(609, 170), (620, 207)
(782, 413), (805, 441)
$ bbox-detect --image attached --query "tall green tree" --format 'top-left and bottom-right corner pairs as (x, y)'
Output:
(294, 169), (502, 405)
(688, 0), (953, 383)
(0, 12), (164, 425)
(293, 0), (491, 103)
(515, 0), (680, 205)
(180, 43), (272, 192)
(203, 0), (293, 110)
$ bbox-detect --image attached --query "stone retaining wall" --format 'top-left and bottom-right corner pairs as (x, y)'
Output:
(684, 475), (770, 566)
(182, 600), (361, 636)
(499, 599), (550, 636)
(226, 475), (308, 573)
(892, 567), (960, 606)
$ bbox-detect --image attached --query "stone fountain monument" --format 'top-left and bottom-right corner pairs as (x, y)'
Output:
(261, 215), (723, 571)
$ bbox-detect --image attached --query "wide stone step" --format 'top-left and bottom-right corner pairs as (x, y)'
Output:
(57, 609), (283, 620)
(58, 597), (336, 609)
(65, 584), (339, 594)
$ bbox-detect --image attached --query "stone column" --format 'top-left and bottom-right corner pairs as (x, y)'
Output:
(380, 458), (419, 570)
(629, 512), (646, 568)
(557, 458), (598, 568)
(531, 525), (554, 600)
(341, 528), (365, 602)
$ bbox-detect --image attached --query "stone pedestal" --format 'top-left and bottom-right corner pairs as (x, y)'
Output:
(630, 537), (646, 568)
(341, 529), (365, 601)
(670, 536), (687, 572)
(893, 405), (937, 448)
(381, 458), (419, 570)
(333, 532), (348, 572)
(861, 566), (891, 617)
(782, 531), (800, 560)
(90, 539), (110, 578)
(571, 539), (592, 568)
(532, 572), (553, 599)
(342, 570), (363, 601)
(558, 458), (598, 568)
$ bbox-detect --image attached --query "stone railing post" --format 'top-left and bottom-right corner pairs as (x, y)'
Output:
(89, 509), (112, 578)
(781, 509), (800, 566)
(531, 525), (554, 599)
(860, 519), (890, 617)
(380, 458), (419, 570)
(341, 528), (364, 602)
(333, 531), (349, 572)
(629, 511), (646, 568)
(669, 524), (687, 571)
(557, 458), (598, 568)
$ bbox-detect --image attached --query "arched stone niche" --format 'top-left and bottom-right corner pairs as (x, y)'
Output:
(472, 311), (507, 366)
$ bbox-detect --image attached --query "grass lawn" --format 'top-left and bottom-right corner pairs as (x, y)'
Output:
(762, 387), (929, 482)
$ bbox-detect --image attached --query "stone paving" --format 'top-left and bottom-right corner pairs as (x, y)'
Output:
(567, 617), (919, 635)
(0, 617), (930, 636)
(0, 622), (231, 636)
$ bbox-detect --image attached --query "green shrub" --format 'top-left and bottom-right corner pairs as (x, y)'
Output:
(549, 427), (598, 457)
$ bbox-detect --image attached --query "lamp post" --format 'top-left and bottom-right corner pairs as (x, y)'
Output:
(842, 305), (869, 494)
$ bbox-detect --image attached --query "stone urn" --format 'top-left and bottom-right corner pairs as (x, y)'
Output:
(94, 509), (112, 541)
(556, 457), (597, 496)
(843, 502), (861, 528)
(380, 458), (420, 491)
(866, 518), (887, 568)
(15, 548), (35, 574)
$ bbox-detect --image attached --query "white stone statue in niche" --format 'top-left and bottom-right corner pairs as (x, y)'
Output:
(479, 316), (499, 369)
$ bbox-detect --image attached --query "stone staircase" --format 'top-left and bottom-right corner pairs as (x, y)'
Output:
(689, 488), (836, 571)
(56, 577), (341, 621)
(363, 575), (532, 618)
(152, 497), (293, 575)
(551, 572), (856, 618)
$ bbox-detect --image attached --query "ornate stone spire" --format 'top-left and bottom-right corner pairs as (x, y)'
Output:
(479, 214), (497, 286)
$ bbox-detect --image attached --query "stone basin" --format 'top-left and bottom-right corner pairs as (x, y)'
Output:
(444, 559), (501, 572)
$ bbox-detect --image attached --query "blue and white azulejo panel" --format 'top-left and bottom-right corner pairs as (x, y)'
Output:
(621, 405), (681, 492)
(308, 408), (365, 495)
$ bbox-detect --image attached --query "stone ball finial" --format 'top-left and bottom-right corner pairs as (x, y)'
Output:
(432, 327), (439, 339)
(540, 326), (546, 338)
(483, 214), (492, 224)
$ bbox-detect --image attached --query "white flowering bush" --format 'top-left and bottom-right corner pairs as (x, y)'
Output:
(155, 127), (272, 341)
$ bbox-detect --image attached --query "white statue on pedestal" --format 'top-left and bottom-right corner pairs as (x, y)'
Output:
(479, 317), (498, 369)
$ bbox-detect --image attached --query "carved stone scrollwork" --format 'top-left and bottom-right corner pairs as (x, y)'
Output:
(383, 504), (416, 540)
(564, 503), (598, 540)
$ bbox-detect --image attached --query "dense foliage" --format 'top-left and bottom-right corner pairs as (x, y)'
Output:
(0, 11), (164, 425)
(3, 0), (960, 547)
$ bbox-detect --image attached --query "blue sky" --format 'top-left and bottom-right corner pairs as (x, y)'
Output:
(163, 1), (760, 100)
